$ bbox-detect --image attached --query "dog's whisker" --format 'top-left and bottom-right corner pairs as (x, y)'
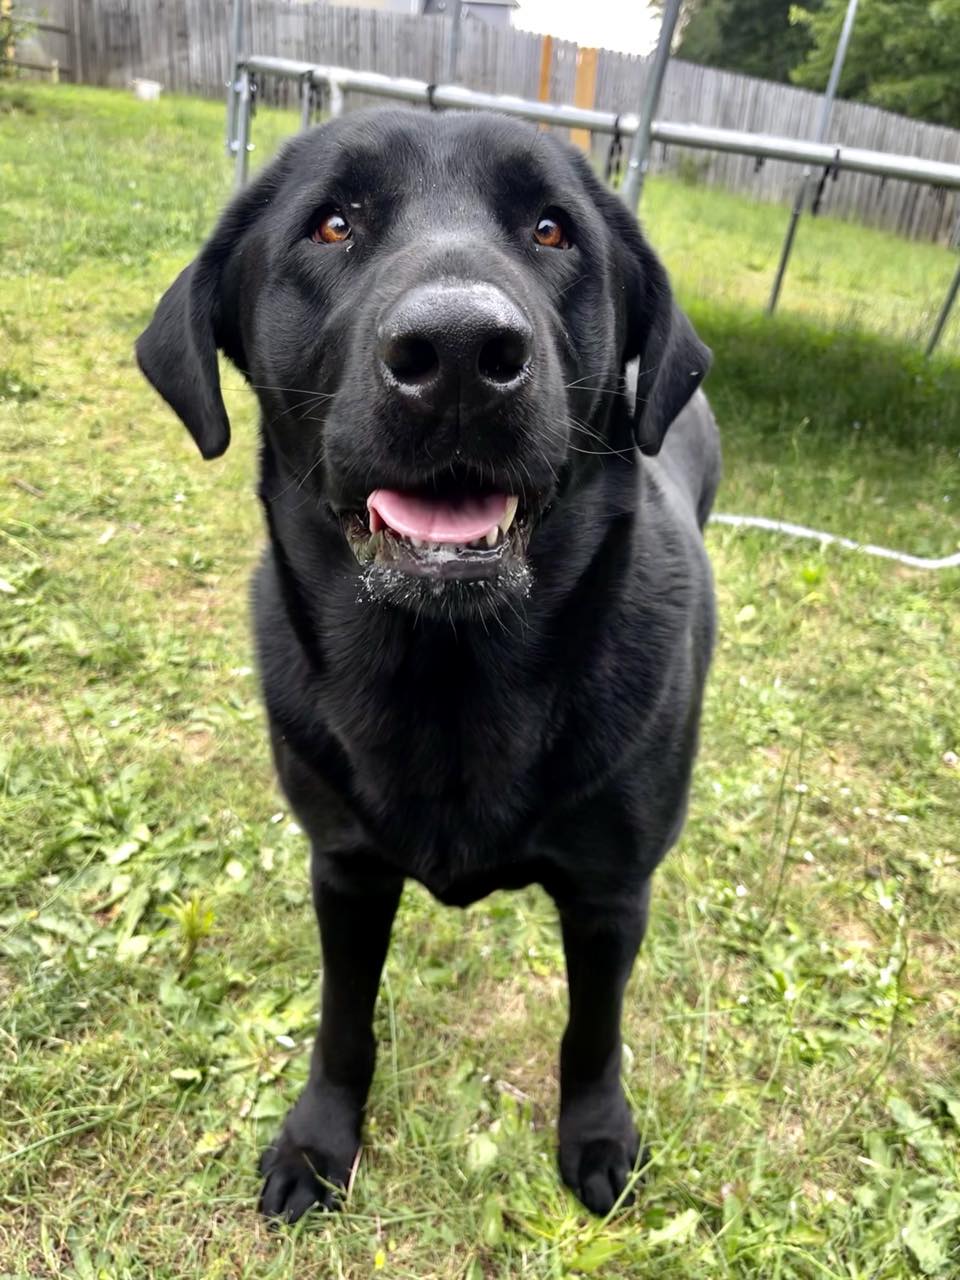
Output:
(566, 443), (634, 458)
(246, 382), (336, 398)
(565, 414), (614, 447)
(563, 369), (622, 391)
(294, 395), (336, 422)
(295, 448), (327, 492)
(565, 385), (629, 398)
(535, 417), (633, 461)
(555, 274), (586, 299)
(499, 588), (529, 636)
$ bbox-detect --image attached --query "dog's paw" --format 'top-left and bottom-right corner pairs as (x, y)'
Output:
(559, 1117), (643, 1216)
(257, 1082), (365, 1223)
(258, 1132), (357, 1223)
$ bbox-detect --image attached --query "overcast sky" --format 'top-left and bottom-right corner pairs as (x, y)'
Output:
(512, 0), (662, 57)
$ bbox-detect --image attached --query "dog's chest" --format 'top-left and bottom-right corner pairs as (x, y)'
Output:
(325, 638), (555, 884)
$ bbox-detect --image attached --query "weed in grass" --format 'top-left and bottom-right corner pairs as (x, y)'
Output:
(0, 368), (40, 403)
(0, 83), (958, 1278)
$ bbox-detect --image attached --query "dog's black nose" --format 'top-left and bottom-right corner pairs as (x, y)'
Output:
(378, 282), (532, 415)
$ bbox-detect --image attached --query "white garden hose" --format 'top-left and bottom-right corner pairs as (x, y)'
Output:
(709, 513), (960, 571)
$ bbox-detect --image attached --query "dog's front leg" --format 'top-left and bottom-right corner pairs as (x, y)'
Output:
(258, 867), (403, 1223)
(554, 884), (649, 1215)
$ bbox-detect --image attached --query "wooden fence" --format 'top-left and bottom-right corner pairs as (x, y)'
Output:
(18, 0), (960, 244)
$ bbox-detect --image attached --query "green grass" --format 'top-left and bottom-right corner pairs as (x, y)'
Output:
(1, 82), (959, 1279)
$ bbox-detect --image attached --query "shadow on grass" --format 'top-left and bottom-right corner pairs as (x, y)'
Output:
(690, 298), (960, 453)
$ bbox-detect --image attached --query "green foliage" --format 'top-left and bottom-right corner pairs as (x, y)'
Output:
(672, 0), (821, 83)
(1, 83), (959, 1277)
(675, 151), (711, 187)
(0, 7), (36, 75)
(791, 0), (960, 128)
(0, 365), (40, 401)
(0, 84), (33, 111)
(159, 892), (217, 975)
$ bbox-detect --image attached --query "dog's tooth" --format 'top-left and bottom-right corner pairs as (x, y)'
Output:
(485, 527), (498, 548)
(363, 531), (384, 561)
(500, 495), (519, 535)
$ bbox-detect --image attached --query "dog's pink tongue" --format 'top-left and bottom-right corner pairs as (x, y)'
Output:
(368, 490), (507, 544)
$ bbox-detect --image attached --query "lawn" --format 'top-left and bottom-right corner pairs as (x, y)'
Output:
(1, 83), (958, 1279)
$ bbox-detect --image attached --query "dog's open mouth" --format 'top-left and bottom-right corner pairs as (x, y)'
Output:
(344, 488), (528, 579)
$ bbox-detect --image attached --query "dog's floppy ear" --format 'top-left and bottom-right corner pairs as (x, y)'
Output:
(625, 241), (711, 458)
(136, 144), (298, 459)
(136, 254), (231, 459)
(572, 158), (711, 456)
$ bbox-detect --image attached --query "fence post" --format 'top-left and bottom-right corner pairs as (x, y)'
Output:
(537, 33), (552, 106)
(447, 0), (463, 83)
(71, 0), (83, 82)
(570, 47), (598, 153)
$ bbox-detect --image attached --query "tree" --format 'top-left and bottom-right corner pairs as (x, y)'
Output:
(0, 0), (35, 76)
(653, 0), (820, 84)
(791, 0), (960, 128)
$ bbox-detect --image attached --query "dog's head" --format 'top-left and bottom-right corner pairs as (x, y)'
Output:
(137, 110), (709, 620)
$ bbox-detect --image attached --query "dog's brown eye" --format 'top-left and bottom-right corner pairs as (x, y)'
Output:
(311, 211), (351, 244)
(534, 211), (571, 250)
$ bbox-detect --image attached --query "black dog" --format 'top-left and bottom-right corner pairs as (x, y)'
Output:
(137, 109), (720, 1222)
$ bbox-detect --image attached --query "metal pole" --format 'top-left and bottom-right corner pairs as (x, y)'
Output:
(767, 0), (858, 313)
(447, 1), (463, 84)
(233, 67), (251, 188)
(328, 78), (345, 119)
(226, 0), (244, 155)
(621, 0), (682, 212)
(646, 122), (960, 186)
(233, 57), (960, 184)
(926, 257), (960, 356)
(244, 56), (641, 134)
(299, 73), (314, 131)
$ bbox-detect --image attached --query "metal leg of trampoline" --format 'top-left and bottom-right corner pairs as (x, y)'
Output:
(234, 67), (252, 188)
(926, 257), (960, 357)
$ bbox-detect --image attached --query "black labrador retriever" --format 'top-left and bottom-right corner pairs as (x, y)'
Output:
(137, 109), (720, 1222)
